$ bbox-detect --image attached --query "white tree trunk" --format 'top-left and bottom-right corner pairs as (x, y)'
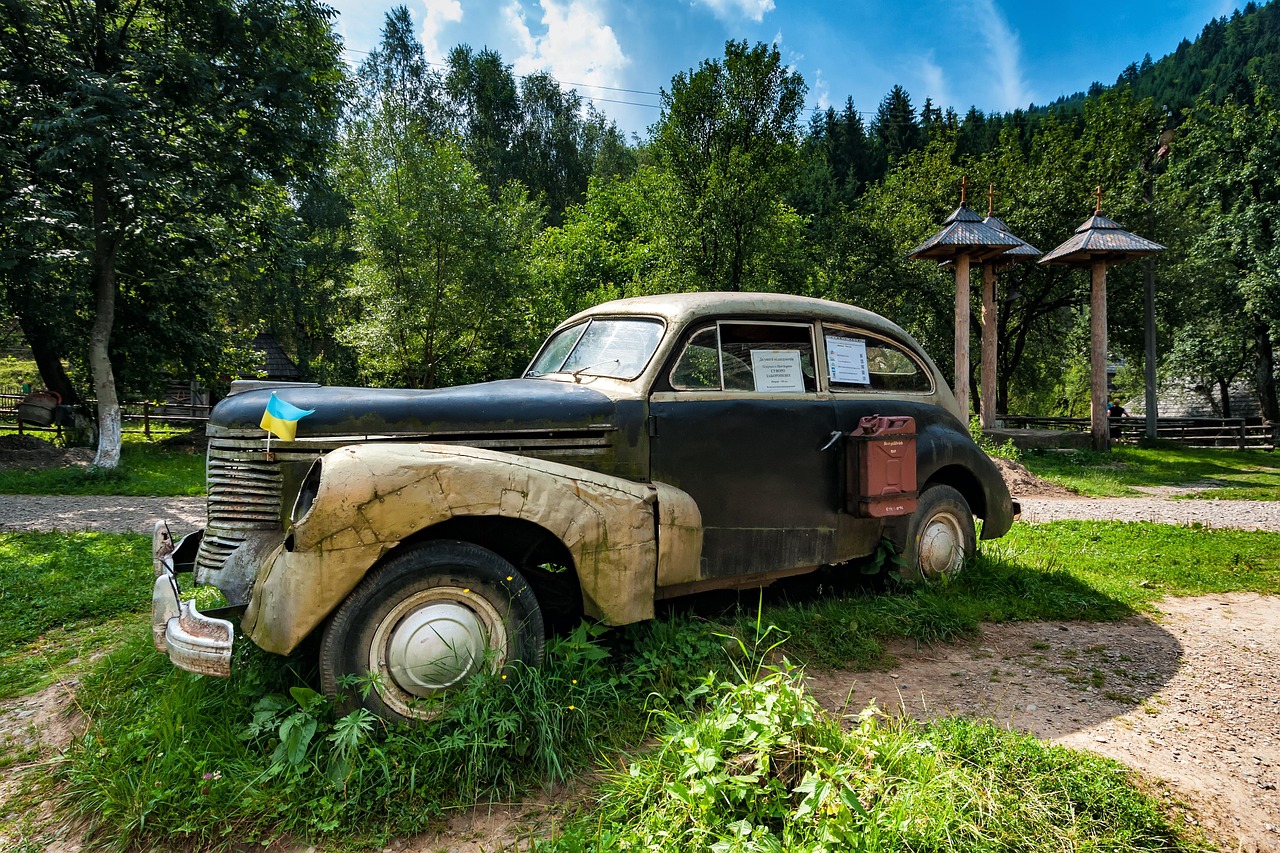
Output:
(90, 174), (122, 469)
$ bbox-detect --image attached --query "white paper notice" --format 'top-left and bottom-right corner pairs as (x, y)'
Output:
(827, 337), (870, 384)
(749, 349), (806, 392)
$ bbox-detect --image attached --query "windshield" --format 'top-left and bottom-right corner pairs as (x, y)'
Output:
(526, 318), (664, 381)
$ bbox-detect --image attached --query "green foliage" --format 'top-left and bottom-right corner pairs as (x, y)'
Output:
(969, 415), (1022, 461)
(652, 40), (809, 293)
(0, 533), (150, 698)
(0, 0), (349, 463)
(1020, 445), (1280, 498)
(56, 619), (647, 848)
(541, 666), (1188, 852)
(0, 358), (37, 390)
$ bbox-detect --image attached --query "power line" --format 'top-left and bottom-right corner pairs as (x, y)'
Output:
(341, 46), (661, 109)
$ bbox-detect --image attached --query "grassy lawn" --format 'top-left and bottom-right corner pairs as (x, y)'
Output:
(0, 533), (152, 699)
(0, 430), (205, 496)
(1019, 443), (1280, 499)
(0, 520), (1269, 849)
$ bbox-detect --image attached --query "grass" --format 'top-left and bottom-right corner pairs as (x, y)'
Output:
(0, 430), (205, 496)
(1019, 443), (1280, 498)
(0, 519), (1263, 849)
(538, 665), (1196, 852)
(0, 533), (152, 699)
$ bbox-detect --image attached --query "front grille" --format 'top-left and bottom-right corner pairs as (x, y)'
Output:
(195, 439), (318, 574)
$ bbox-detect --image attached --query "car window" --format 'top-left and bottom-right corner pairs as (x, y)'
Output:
(670, 322), (817, 392)
(527, 318), (664, 380)
(823, 327), (933, 393)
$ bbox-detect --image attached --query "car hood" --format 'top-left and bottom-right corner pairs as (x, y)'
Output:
(210, 378), (620, 438)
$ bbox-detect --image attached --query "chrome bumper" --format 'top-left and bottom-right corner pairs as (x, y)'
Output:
(151, 522), (233, 677)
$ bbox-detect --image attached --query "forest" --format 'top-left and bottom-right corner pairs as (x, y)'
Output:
(2, 0), (1279, 466)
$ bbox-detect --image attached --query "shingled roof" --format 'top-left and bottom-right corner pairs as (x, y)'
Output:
(907, 204), (1022, 262)
(1039, 213), (1164, 266)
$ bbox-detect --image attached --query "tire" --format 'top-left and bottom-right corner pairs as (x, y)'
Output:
(888, 484), (975, 582)
(319, 540), (545, 724)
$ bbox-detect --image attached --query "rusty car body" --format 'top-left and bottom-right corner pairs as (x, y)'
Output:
(151, 292), (1017, 722)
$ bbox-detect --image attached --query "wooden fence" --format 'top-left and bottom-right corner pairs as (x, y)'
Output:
(1001, 415), (1276, 450)
(0, 391), (211, 439)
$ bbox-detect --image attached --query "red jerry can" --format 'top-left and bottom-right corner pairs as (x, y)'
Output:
(846, 415), (917, 517)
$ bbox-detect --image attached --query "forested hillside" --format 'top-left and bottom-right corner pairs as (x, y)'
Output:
(2, 0), (1277, 466)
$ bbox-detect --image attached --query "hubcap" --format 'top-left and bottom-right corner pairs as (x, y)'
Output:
(917, 511), (965, 577)
(369, 587), (508, 718)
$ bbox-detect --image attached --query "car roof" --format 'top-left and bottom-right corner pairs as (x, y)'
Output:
(562, 292), (915, 342)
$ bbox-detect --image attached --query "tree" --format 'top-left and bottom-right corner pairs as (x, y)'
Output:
(340, 14), (542, 388)
(872, 85), (923, 167)
(0, 0), (346, 466)
(1163, 87), (1280, 421)
(653, 40), (808, 291)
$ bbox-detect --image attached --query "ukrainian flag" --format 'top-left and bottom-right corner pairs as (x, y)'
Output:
(259, 392), (315, 442)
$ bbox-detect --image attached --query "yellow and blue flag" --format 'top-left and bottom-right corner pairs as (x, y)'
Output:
(259, 392), (314, 442)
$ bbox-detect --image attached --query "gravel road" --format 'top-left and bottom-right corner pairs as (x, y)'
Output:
(0, 495), (205, 536)
(1018, 496), (1280, 531)
(3, 493), (1279, 535)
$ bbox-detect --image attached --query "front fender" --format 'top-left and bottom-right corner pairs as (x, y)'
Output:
(242, 443), (689, 654)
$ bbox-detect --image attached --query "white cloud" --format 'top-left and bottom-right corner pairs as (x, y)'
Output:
(697, 0), (776, 24)
(919, 52), (951, 111)
(420, 0), (463, 63)
(505, 0), (629, 92)
(812, 69), (831, 111)
(968, 0), (1032, 110)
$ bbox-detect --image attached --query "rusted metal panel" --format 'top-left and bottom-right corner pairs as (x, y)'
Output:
(239, 443), (690, 654)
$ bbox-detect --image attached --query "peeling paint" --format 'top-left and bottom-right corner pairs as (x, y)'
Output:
(244, 443), (703, 653)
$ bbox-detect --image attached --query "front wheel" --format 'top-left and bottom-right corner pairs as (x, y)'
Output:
(319, 540), (545, 723)
(887, 484), (975, 582)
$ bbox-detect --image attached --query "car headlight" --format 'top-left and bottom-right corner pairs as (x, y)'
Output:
(292, 458), (322, 526)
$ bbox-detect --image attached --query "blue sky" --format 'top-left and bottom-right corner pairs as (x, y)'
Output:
(326, 0), (1245, 139)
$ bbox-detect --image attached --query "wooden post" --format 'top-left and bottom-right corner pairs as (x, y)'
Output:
(1090, 260), (1109, 452)
(954, 254), (971, 419)
(144, 401), (151, 440)
(1144, 257), (1158, 441)
(980, 261), (998, 430)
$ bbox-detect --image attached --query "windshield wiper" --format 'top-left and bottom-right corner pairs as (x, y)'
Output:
(568, 358), (620, 381)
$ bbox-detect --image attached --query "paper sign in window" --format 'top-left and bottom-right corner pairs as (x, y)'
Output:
(826, 337), (870, 385)
(749, 349), (805, 392)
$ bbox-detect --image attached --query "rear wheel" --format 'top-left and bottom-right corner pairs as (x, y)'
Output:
(888, 484), (975, 581)
(319, 540), (544, 723)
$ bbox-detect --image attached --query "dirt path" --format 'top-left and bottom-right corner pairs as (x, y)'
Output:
(807, 593), (1280, 852)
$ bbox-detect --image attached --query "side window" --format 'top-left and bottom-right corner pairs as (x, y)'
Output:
(824, 327), (933, 393)
(670, 322), (817, 392)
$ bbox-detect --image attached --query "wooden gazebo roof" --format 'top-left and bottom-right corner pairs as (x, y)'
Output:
(1039, 213), (1164, 266)
(908, 203), (1022, 262)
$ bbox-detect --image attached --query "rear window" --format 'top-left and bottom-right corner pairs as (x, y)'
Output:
(823, 327), (932, 393)
(670, 322), (817, 392)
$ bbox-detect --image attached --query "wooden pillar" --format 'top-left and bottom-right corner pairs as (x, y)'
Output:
(1090, 260), (1109, 452)
(980, 261), (997, 430)
(1143, 257), (1158, 440)
(954, 254), (971, 419)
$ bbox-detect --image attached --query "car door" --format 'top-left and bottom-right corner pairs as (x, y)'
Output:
(648, 319), (840, 579)
(822, 323), (945, 558)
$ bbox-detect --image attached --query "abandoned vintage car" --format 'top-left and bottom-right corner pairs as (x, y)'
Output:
(151, 292), (1018, 722)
